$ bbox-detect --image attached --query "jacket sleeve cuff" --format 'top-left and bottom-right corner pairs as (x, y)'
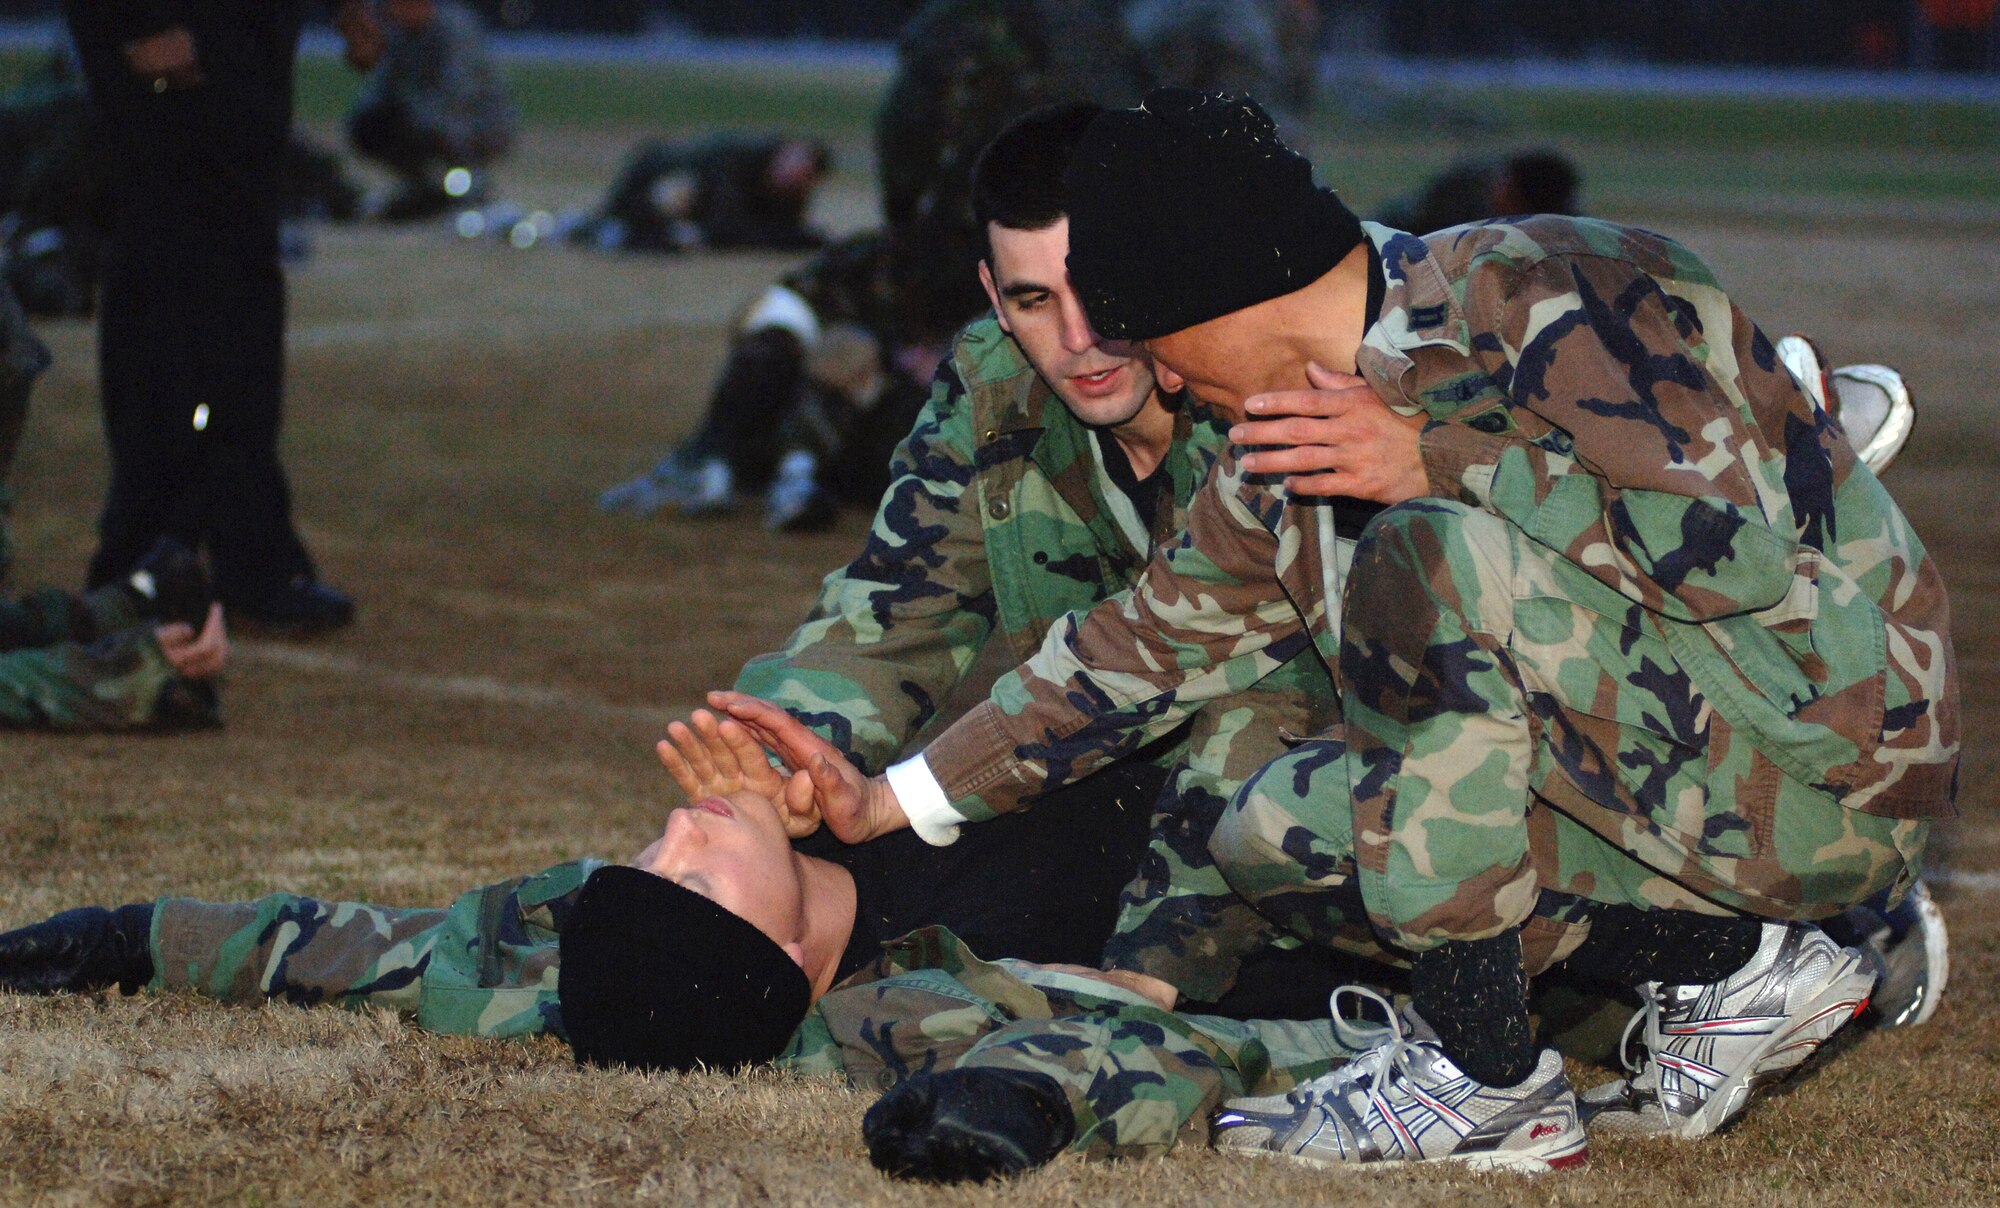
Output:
(885, 755), (962, 847)
(1418, 422), (1513, 508)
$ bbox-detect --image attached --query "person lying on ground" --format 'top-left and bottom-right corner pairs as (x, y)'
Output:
(567, 134), (830, 255)
(1375, 147), (1582, 236)
(718, 88), (1958, 1171)
(0, 713), (1371, 1182)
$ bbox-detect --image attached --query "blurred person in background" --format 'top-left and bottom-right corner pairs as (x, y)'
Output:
(0, 281), (226, 729)
(1914, 0), (1998, 70)
(597, 228), (973, 531)
(0, 50), (363, 319)
(1121, 0), (1322, 139)
(343, 0), (516, 222)
(0, 50), (101, 318)
(1376, 147), (1582, 236)
(566, 133), (831, 254)
(877, 0), (1153, 335)
(61, 0), (369, 634)
(601, 0), (1156, 531)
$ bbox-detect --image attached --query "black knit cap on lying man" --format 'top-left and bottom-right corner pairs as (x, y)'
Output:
(559, 865), (812, 1071)
(1062, 86), (1367, 342)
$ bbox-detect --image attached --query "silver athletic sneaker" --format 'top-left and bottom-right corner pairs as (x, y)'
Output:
(1829, 363), (1916, 476)
(1774, 334), (1917, 476)
(1580, 922), (1876, 1139)
(1823, 880), (1949, 1029)
(597, 453), (737, 517)
(1212, 987), (1588, 1173)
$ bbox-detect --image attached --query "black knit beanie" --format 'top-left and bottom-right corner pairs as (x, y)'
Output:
(558, 865), (813, 1072)
(1064, 87), (1365, 341)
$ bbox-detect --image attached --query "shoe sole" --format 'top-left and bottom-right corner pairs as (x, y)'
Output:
(1830, 363), (1916, 475)
(1674, 949), (1876, 1140)
(1876, 883), (1948, 1029)
(225, 607), (356, 638)
(1217, 1129), (1588, 1174)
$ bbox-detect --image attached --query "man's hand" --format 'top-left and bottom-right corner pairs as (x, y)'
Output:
(656, 709), (821, 838)
(122, 27), (203, 90)
(705, 690), (911, 844)
(156, 603), (226, 679)
(1232, 362), (1429, 503)
(1020, 964), (1179, 1010)
(335, 0), (388, 72)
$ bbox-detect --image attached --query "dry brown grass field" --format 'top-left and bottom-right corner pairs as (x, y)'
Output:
(1, 61), (1997, 1205)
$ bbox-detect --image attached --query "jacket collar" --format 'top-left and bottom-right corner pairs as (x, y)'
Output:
(1356, 222), (1472, 394)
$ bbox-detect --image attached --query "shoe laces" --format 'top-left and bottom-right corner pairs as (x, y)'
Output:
(1614, 992), (1660, 1078)
(1316, 986), (1420, 1102)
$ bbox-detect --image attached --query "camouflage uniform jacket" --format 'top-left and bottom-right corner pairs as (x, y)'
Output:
(733, 313), (1330, 778)
(918, 218), (1958, 909)
(355, 0), (514, 161)
(781, 925), (1349, 1160)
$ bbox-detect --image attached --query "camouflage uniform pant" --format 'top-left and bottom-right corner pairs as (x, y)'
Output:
(149, 860), (604, 1038)
(1212, 732), (1657, 975)
(1101, 648), (1340, 1003)
(1333, 501), (1923, 955)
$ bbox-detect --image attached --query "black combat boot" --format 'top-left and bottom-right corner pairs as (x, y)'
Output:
(863, 1067), (1076, 1183)
(0, 904), (155, 995)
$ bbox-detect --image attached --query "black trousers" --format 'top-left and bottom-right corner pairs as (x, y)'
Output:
(65, 1), (316, 599)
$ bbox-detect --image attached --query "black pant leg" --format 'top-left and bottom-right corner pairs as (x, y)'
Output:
(74, 13), (314, 595)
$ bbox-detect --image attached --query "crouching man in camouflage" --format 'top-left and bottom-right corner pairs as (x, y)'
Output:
(724, 89), (1958, 1172)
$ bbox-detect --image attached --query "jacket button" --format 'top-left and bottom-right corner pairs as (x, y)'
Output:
(1033, 551), (1048, 564)
(989, 498), (1011, 520)
(982, 429), (997, 442)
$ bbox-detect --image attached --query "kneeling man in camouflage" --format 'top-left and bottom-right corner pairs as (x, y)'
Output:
(724, 88), (1959, 1172)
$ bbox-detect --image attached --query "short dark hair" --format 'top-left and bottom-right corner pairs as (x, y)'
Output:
(970, 101), (1105, 236)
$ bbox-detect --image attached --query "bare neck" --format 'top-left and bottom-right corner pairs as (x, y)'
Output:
(1295, 243), (1375, 376)
(1107, 390), (1176, 480)
(794, 853), (858, 1001)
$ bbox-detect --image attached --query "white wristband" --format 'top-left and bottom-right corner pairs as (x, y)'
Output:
(885, 754), (963, 847)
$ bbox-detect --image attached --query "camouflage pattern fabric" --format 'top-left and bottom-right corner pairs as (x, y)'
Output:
(784, 926), (1360, 1160)
(149, 876), (1357, 1162)
(150, 860), (603, 1039)
(351, 0), (513, 165)
(1122, 0), (1320, 132)
(878, 0), (1149, 237)
(735, 314), (1339, 1001)
(917, 216), (1957, 953)
(0, 280), (192, 731)
(0, 633), (192, 729)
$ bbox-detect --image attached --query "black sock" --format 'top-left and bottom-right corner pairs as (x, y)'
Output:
(1409, 930), (1536, 1088)
(1561, 904), (1762, 987)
